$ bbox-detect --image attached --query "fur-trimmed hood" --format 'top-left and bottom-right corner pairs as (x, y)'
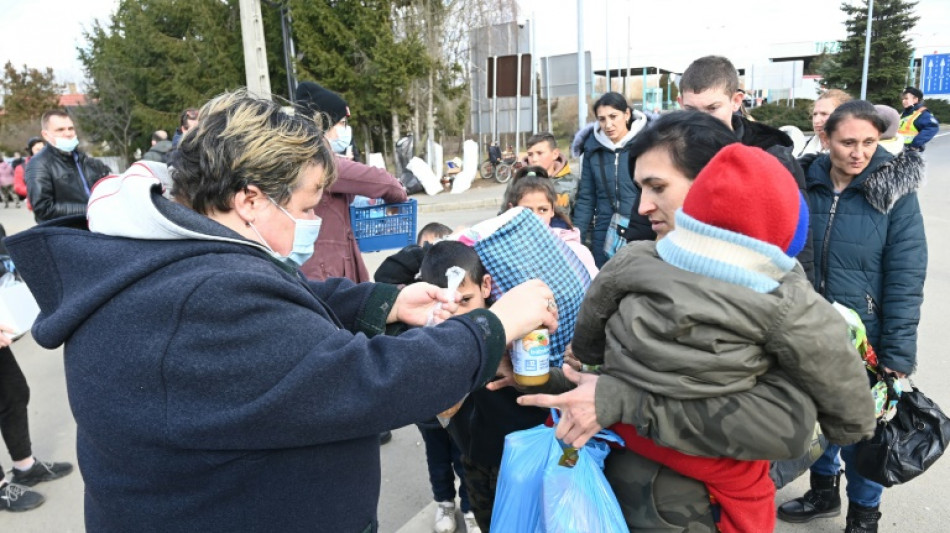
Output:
(807, 147), (925, 215)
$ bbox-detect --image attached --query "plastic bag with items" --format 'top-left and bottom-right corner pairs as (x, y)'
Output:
(490, 411), (627, 533)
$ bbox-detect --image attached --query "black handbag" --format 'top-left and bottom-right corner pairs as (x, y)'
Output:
(854, 370), (950, 487)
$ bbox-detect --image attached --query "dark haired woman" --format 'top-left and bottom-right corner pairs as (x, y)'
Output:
(778, 99), (927, 533)
(572, 92), (652, 267)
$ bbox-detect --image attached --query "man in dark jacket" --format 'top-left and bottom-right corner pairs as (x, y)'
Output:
(141, 130), (173, 163)
(25, 109), (111, 223)
(899, 86), (940, 152)
(677, 55), (814, 282)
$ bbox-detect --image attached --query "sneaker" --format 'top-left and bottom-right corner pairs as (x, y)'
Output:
(10, 459), (74, 487)
(434, 501), (456, 533)
(462, 511), (481, 533)
(0, 482), (45, 512)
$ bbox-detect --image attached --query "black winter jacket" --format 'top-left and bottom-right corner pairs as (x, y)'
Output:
(24, 146), (111, 222)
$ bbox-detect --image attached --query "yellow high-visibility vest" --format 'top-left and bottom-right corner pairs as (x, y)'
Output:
(898, 107), (927, 144)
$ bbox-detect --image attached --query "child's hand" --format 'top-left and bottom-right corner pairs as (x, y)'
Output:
(485, 352), (516, 391)
(563, 344), (582, 372)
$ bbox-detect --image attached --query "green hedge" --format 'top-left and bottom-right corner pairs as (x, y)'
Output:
(921, 99), (949, 123)
(749, 99), (815, 132)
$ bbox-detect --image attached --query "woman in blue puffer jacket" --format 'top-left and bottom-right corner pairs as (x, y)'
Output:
(572, 92), (652, 267)
(778, 100), (926, 533)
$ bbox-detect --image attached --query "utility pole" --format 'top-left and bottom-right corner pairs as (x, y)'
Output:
(577, 0), (585, 130)
(239, 0), (272, 99)
(860, 0), (874, 100)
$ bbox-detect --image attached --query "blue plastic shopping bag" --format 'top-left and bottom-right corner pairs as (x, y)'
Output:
(490, 412), (627, 533)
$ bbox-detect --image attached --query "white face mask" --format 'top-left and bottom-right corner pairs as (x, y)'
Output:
(247, 197), (322, 267)
(331, 124), (352, 154)
(54, 137), (79, 153)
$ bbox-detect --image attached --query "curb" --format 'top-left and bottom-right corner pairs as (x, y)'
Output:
(417, 196), (501, 214)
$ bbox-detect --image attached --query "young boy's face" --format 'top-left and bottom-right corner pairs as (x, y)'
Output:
(454, 274), (492, 314)
(526, 141), (559, 175)
(679, 86), (742, 130)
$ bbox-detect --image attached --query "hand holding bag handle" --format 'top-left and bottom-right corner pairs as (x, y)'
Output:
(854, 366), (950, 487)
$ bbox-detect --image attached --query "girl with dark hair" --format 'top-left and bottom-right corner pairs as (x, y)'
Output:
(778, 99), (927, 533)
(572, 92), (652, 267)
(504, 166), (598, 278)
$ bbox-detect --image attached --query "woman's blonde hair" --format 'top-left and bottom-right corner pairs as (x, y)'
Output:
(171, 89), (336, 214)
(814, 89), (852, 112)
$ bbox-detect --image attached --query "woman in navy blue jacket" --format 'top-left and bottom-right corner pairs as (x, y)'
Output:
(778, 100), (926, 533)
(572, 92), (652, 267)
(4, 90), (559, 533)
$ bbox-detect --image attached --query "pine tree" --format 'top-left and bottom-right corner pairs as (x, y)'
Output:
(820, 0), (919, 106)
(76, 0), (287, 160)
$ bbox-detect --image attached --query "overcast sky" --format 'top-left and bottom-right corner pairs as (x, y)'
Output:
(1, 0), (948, 87)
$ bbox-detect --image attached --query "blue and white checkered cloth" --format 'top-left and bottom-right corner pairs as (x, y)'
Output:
(473, 209), (591, 367)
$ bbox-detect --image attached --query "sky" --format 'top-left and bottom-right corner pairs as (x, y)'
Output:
(1, 0), (949, 88)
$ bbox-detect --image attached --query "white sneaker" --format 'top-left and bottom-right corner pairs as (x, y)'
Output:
(463, 511), (481, 533)
(434, 501), (457, 533)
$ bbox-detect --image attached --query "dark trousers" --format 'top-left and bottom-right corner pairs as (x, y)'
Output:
(418, 424), (470, 512)
(460, 457), (498, 531)
(0, 347), (32, 479)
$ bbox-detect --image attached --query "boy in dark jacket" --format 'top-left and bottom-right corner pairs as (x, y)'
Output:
(677, 55), (815, 282)
(419, 241), (548, 532)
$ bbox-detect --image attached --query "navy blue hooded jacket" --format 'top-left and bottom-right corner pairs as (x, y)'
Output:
(4, 170), (507, 533)
(807, 147), (926, 375)
(573, 113), (652, 267)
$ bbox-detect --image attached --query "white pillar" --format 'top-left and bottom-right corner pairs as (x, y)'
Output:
(239, 0), (272, 99)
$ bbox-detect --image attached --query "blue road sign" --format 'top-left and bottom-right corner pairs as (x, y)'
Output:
(922, 54), (950, 95)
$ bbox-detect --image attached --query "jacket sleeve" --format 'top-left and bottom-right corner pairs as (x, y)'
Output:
(595, 369), (817, 460)
(164, 271), (508, 449)
(87, 156), (113, 184)
(571, 247), (626, 366)
(26, 157), (87, 221)
(765, 276), (877, 445)
(878, 192), (927, 375)
(911, 110), (940, 149)
(329, 158), (408, 204)
(572, 152), (596, 242)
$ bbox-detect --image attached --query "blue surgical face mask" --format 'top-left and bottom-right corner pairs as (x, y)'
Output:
(54, 137), (79, 153)
(248, 197), (322, 267)
(331, 124), (352, 154)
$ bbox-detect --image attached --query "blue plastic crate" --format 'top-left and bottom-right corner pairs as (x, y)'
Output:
(350, 199), (417, 253)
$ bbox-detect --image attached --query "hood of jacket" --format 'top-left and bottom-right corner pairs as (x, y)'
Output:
(519, 153), (572, 178)
(807, 146), (924, 214)
(4, 169), (280, 348)
(732, 115), (794, 150)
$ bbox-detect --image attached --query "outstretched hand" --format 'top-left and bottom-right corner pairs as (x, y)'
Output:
(517, 365), (602, 448)
(389, 282), (460, 325)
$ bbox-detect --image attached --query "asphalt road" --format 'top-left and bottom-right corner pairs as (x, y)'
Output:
(2, 133), (948, 532)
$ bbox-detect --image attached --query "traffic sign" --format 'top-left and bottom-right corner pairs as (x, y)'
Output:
(922, 54), (950, 95)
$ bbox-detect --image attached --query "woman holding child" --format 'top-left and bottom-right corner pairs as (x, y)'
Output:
(518, 111), (877, 532)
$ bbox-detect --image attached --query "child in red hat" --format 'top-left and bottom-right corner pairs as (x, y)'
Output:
(570, 143), (876, 533)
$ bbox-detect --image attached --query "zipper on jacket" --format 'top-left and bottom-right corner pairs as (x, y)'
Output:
(866, 294), (876, 315)
(614, 152), (621, 211)
(818, 194), (840, 296)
